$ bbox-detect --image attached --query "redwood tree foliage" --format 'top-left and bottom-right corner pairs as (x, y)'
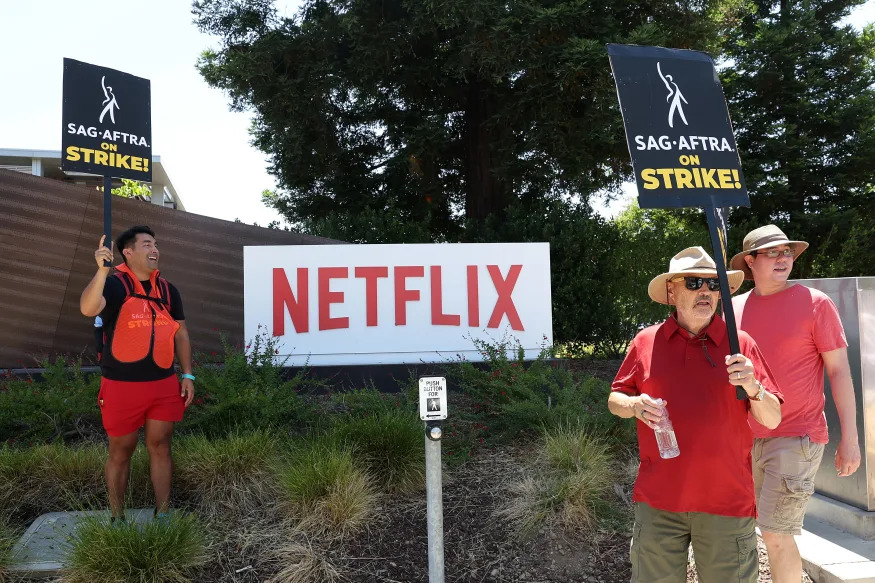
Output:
(722, 0), (875, 277)
(194, 0), (735, 242)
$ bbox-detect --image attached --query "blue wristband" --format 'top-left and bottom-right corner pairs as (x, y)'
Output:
(181, 373), (196, 381)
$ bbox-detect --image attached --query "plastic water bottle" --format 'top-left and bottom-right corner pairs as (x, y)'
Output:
(653, 399), (680, 459)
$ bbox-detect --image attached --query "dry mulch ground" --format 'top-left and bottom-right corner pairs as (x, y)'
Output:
(332, 442), (811, 583)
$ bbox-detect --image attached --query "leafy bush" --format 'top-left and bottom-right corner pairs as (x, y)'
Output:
(0, 358), (101, 444)
(64, 512), (208, 583)
(330, 410), (425, 492)
(498, 427), (614, 537)
(452, 336), (634, 444)
(174, 430), (278, 520)
(276, 439), (377, 538)
(183, 329), (320, 437)
(327, 385), (404, 417)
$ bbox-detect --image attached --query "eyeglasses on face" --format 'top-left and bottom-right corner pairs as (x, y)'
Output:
(751, 248), (796, 259)
(671, 276), (721, 291)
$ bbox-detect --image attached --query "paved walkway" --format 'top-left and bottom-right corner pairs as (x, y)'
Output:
(800, 517), (875, 583)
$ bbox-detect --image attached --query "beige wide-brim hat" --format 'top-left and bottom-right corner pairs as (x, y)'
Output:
(729, 224), (809, 280)
(648, 246), (744, 305)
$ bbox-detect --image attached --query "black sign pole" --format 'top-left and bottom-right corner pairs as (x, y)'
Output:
(704, 202), (746, 400)
(103, 175), (112, 267)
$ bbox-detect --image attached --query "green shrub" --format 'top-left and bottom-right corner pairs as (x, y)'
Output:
(276, 440), (377, 538)
(64, 511), (208, 583)
(330, 410), (425, 492)
(499, 427), (614, 537)
(328, 385), (402, 417)
(0, 357), (101, 445)
(452, 337), (634, 444)
(183, 329), (320, 437)
(174, 430), (277, 519)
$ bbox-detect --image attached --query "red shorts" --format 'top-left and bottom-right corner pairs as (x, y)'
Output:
(98, 376), (185, 437)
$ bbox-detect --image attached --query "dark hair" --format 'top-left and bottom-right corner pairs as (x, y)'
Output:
(116, 226), (156, 264)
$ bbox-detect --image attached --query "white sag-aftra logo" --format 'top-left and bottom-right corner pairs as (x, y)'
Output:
(657, 62), (688, 128)
(99, 75), (120, 124)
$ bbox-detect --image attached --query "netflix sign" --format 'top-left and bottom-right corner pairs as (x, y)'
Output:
(244, 243), (553, 366)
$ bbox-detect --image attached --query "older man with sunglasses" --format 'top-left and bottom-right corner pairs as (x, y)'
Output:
(609, 246), (782, 583)
(731, 225), (861, 583)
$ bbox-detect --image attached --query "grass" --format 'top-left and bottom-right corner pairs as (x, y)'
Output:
(330, 409), (425, 492)
(498, 426), (615, 537)
(267, 540), (343, 583)
(276, 439), (377, 538)
(0, 515), (16, 580)
(174, 430), (278, 520)
(0, 443), (153, 518)
(63, 511), (208, 583)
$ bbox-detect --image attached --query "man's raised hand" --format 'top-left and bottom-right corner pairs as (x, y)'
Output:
(94, 235), (114, 269)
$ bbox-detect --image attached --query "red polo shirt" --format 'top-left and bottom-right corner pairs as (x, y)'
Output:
(612, 315), (782, 517)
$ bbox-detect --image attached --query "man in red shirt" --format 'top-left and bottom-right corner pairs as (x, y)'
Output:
(609, 246), (782, 583)
(731, 225), (860, 583)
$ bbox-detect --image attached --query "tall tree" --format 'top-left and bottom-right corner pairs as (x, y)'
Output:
(722, 0), (875, 277)
(194, 0), (737, 242)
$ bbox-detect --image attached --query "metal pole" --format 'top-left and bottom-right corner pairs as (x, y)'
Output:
(425, 424), (445, 583)
(705, 203), (746, 400)
(103, 175), (112, 267)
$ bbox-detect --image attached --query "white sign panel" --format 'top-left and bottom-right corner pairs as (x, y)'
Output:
(419, 377), (448, 421)
(244, 243), (552, 365)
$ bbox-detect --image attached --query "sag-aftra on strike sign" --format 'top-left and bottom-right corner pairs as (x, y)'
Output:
(61, 58), (152, 181)
(244, 243), (553, 366)
(607, 44), (749, 209)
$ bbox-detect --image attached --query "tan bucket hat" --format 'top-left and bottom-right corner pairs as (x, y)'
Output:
(648, 246), (744, 305)
(729, 224), (809, 280)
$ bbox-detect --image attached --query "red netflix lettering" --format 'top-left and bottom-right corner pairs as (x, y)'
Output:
(354, 266), (388, 326)
(430, 266), (461, 326)
(273, 267), (308, 335)
(394, 266), (424, 325)
(318, 267), (349, 330)
(486, 265), (524, 331)
(467, 265), (479, 327)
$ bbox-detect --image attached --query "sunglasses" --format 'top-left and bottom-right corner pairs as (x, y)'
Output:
(671, 276), (721, 291)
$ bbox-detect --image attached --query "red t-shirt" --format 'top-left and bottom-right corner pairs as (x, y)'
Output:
(733, 284), (847, 443)
(612, 315), (782, 517)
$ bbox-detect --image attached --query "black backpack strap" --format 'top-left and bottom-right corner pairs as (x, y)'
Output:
(115, 272), (134, 298)
(158, 278), (172, 312)
(115, 272), (169, 307)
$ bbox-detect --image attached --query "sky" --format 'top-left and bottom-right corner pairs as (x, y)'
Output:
(1, 1), (872, 226)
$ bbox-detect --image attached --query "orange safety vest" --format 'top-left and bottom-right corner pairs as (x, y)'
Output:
(109, 263), (180, 369)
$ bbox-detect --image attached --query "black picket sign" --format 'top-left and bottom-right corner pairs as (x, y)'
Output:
(61, 58), (152, 182)
(607, 44), (749, 210)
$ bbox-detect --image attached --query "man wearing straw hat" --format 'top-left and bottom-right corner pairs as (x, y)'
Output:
(731, 225), (860, 583)
(609, 246), (782, 583)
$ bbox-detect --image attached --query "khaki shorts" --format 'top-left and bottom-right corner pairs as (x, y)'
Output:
(752, 436), (825, 536)
(631, 502), (758, 583)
